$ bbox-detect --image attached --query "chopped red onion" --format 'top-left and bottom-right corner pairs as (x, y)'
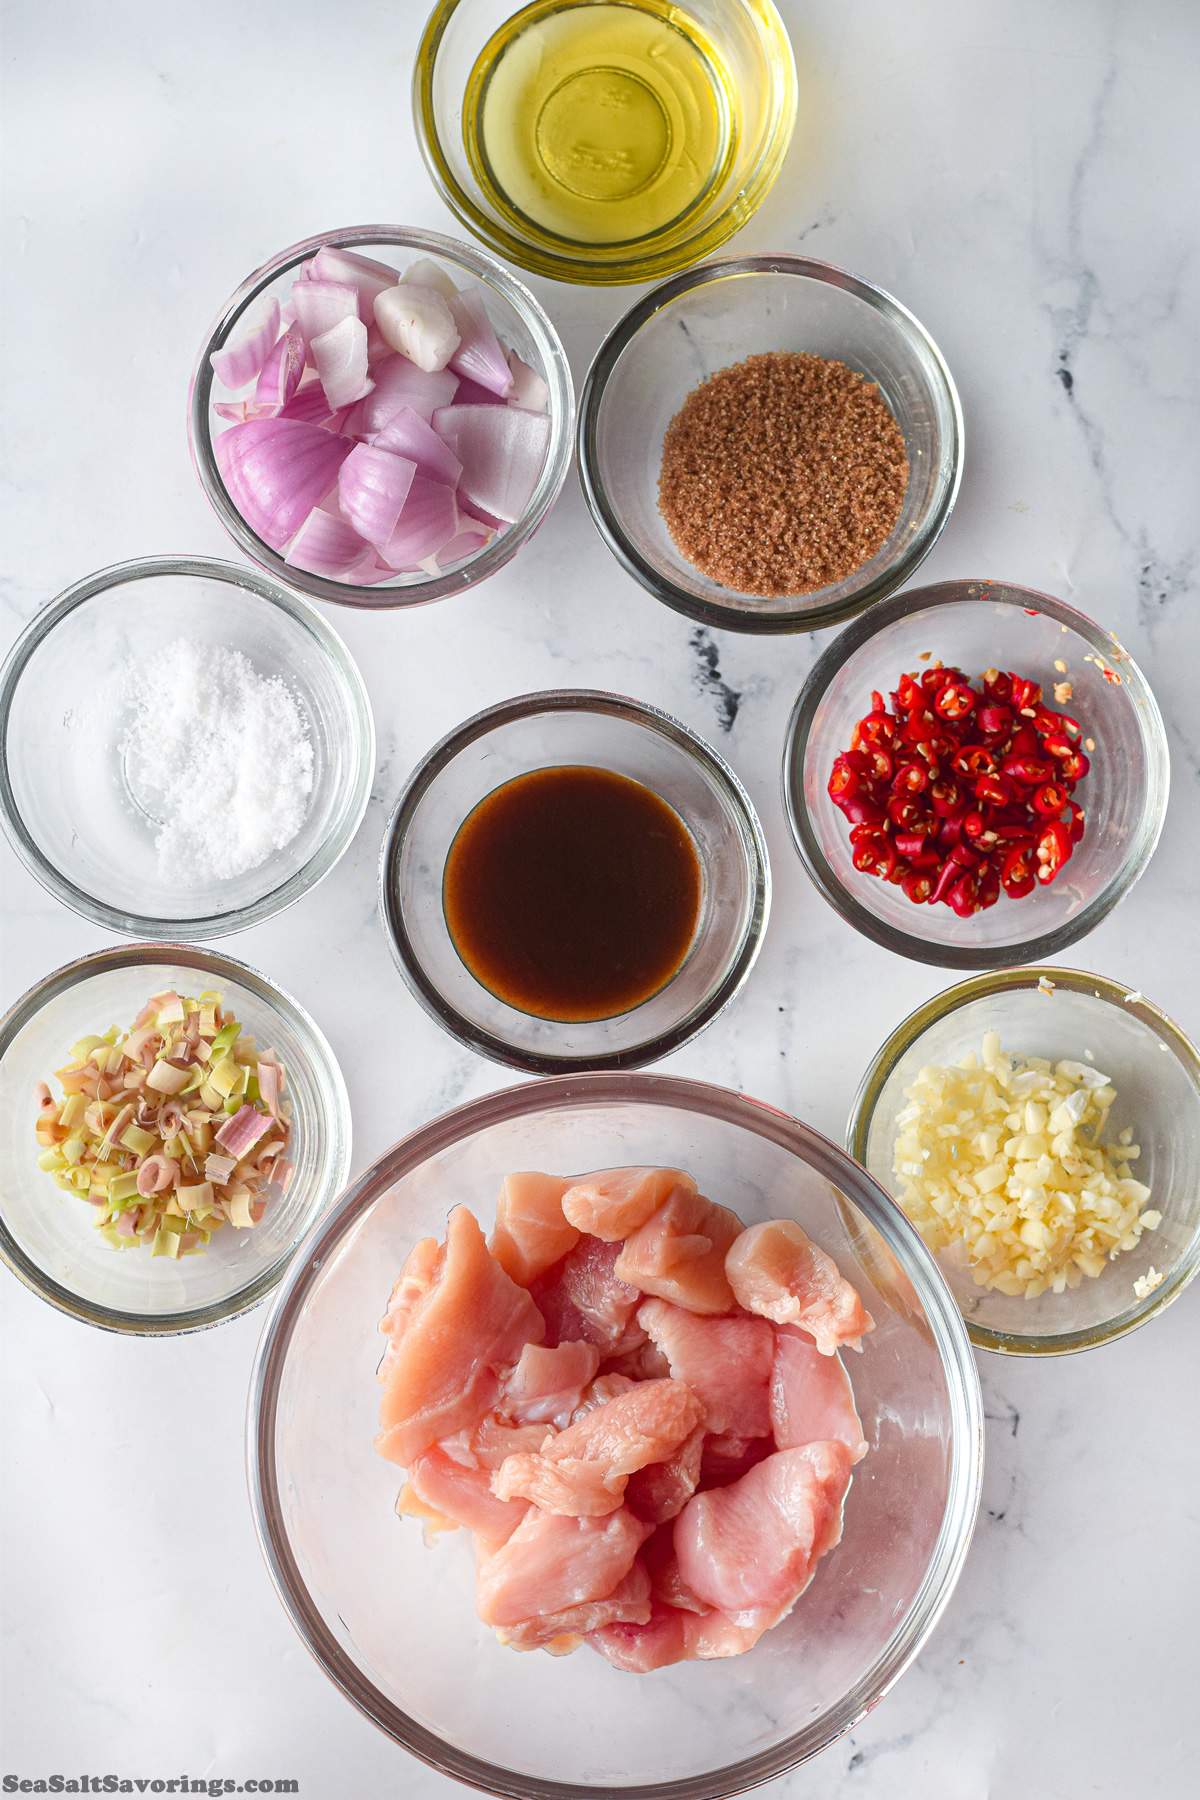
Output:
(311, 316), (375, 410)
(356, 355), (459, 432)
(507, 352), (549, 413)
(284, 505), (371, 577)
(254, 327), (305, 411)
(378, 474), (459, 568)
(451, 375), (506, 408)
(214, 418), (352, 550)
(448, 288), (514, 397)
(210, 296), (281, 391)
(402, 256), (458, 301)
(456, 490), (507, 532)
(373, 405), (462, 488)
(310, 246), (398, 314)
(433, 404), (550, 522)
(281, 381), (336, 427)
(292, 279), (360, 346)
(426, 526), (493, 570)
(338, 443), (418, 548)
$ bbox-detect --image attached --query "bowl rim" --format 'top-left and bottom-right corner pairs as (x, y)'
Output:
(246, 1069), (984, 1797)
(412, 0), (799, 288)
(846, 963), (1200, 1355)
(0, 554), (376, 939)
(376, 687), (772, 1073)
(187, 224), (576, 610)
(782, 578), (1171, 965)
(576, 253), (964, 633)
(0, 940), (353, 1335)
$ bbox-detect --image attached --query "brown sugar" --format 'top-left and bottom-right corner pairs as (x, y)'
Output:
(657, 352), (910, 598)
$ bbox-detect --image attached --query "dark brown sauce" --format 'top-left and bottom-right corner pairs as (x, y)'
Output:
(443, 765), (703, 1023)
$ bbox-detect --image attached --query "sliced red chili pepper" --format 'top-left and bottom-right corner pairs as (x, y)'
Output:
(902, 713), (937, 745)
(1057, 749), (1090, 782)
(934, 679), (977, 721)
(896, 673), (924, 712)
(863, 746), (894, 782)
(1040, 733), (1075, 761)
(1002, 755), (1054, 786)
(1058, 713), (1082, 740)
(853, 837), (898, 878)
(962, 810), (999, 849)
(1006, 724), (1040, 756)
(886, 794), (923, 830)
(930, 779), (965, 818)
(869, 689), (887, 714)
(849, 821), (887, 846)
(1009, 674), (1043, 712)
(975, 703), (1013, 739)
(893, 832), (936, 861)
(947, 871), (982, 916)
(1000, 844), (1036, 897)
(930, 856), (962, 905)
(839, 796), (886, 828)
(947, 841), (981, 869)
(975, 773), (1015, 807)
(1032, 781), (1069, 816)
(892, 761), (930, 795)
(1065, 800), (1086, 843)
(902, 868), (936, 904)
(1035, 820), (1072, 884)
(856, 714), (897, 749)
(936, 815), (966, 851)
(952, 745), (997, 778)
(828, 756), (861, 802)
(976, 863), (1001, 910)
(981, 669), (1013, 703)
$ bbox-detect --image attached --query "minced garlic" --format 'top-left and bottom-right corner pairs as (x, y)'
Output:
(891, 1032), (1160, 1299)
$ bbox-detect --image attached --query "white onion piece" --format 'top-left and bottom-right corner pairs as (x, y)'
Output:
(448, 288), (513, 397)
(433, 404), (551, 522)
(310, 246), (398, 314)
(378, 475), (459, 568)
(402, 256), (458, 301)
(254, 327), (305, 410)
(284, 505), (371, 577)
(292, 279), (360, 346)
(374, 283), (460, 372)
(214, 419), (352, 550)
(210, 296), (281, 391)
(507, 351), (549, 413)
(311, 316), (375, 410)
(337, 443), (417, 548)
(373, 405), (462, 488)
(355, 355), (458, 431)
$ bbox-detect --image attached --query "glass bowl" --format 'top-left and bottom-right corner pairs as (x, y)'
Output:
(0, 557), (375, 938)
(413, 0), (797, 287)
(848, 967), (1200, 1356)
(577, 255), (963, 632)
(783, 580), (1169, 966)
(378, 689), (769, 1073)
(188, 225), (574, 608)
(0, 943), (352, 1335)
(248, 1072), (983, 1795)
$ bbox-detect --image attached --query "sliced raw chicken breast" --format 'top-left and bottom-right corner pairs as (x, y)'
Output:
(771, 1325), (869, 1463)
(588, 1596), (690, 1672)
(489, 1171), (580, 1286)
(533, 1236), (645, 1353)
(561, 1166), (697, 1241)
(642, 1522), (708, 1612)
(378, 1236), (439, 1383)
(615, 1187), (743, 1315)
(601, 1341), (671, 1382)
(406, 1445), (529, 1542)
(500, 1340), (601, 1428)
(725, 1218), (874, 1354)
(492, 1378), (705, 1515)
(376, 1206), (545, 1467)
(624, 1426), (704, 1524)
(498, 1558), (652, 1651)
(674, 1441), (853, 1619)
(637, 1298), (774, 1437)
(476, 1506), (652, 1627)
(468, 1415), (550, 1468)
(698, 1431), (774, 1490)
(572, 1373), (637, 1419)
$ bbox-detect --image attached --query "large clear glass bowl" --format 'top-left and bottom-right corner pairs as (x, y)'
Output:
(848, 967), (1200, 1355)
(782, 580), (1169, 965)
(414, 0), (797, 287)
(248, 1073), (983, 1794)
(577, 255), (963, 631)
(189, 225), (574, 608)
(0, 944), (352, 1334)
(377, 690), (770, 1072)
(0, 556), (374, 938)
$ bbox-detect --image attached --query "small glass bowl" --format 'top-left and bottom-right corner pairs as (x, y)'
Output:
(378, 690), (769, 1072)
(848, 967), (1200, 1355)
(413, 0), (797, 288)
(0, 557), (375, 938)
(188, 225), (574, 608)
(0, 943), (352, 1335)
(248, 1072), (982, 1794)
(577, 255), (963, 631)
(783, 580), (1169, 966)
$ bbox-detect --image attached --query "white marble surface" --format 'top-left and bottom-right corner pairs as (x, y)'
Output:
(2, 0), (1199, 1793)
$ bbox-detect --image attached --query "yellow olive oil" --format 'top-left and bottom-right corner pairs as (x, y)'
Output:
(464, 1), (737, 248)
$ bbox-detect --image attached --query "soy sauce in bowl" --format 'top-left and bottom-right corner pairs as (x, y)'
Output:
(442, 764), (702, 1022)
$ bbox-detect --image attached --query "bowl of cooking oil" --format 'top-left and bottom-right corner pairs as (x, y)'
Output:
(414, 0), (798, 286)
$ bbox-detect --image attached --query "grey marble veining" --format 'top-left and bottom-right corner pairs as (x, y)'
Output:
(2, 0), (1199, 1795)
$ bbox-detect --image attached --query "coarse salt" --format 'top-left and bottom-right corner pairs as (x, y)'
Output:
(121, 639), (313, 886)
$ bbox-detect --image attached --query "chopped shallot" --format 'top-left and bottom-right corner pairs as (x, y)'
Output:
(375, 283), (460, 372)
(311, 316), (375, 410)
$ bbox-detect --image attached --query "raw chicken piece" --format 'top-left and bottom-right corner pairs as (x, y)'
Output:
(637, 1298), (774, 1437)
(498, 1558), (652, 1650)
(492, 1379), (705, 1515)
(699, 1431), (774, 1490)
(601, 1341), (671, 1382)
(532, 1237), (645, 1354)
(674, 1441), (853, 1619)
(376, 1206), (545, 1467)
(588, 1596), (690, 1672)
(624, 1426), (704, 1524)
(500, 1341), (601, 1428)
(489, 1171), (580, 1286)
(725, 1219), (874, 1355)
(405, 1444), (529, 1542)
(682, 1608), (776, 1659)
(771, 1325), (868, 1463)
(561, 1166), (697, 1242)
(572, 1373), (637, 1419)
(642, 1522), (708, 1612)
(378, 1236), (439, 1383)
(476, 1506), (652, 1627)
(615, 1188), (743, 1314)
(469, 1416), (550, 1468)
